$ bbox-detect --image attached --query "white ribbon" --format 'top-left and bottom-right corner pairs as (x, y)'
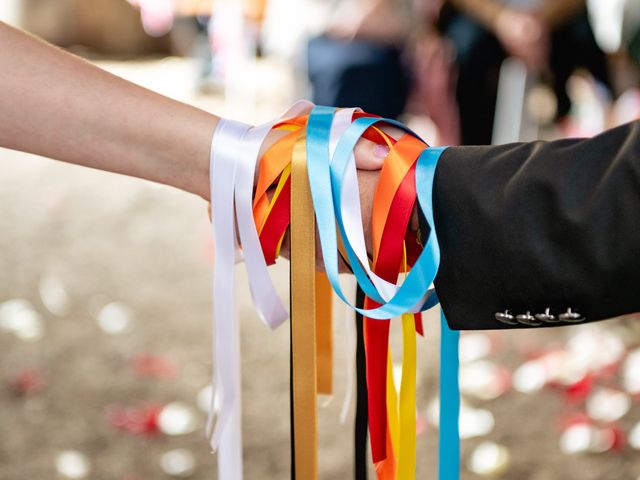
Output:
(328, 109), (435, 420)
(208, 101), (313, 480)
(235, 101), (313, 329)
(209, 118), (249, 480)
(328, 109), (398, 301)
(331, 111), (430, 313)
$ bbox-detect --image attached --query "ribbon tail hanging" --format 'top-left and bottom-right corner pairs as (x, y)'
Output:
(315, 272), (333, 395)
(438, 309), (460, 480)
(290, 134), (319, 480)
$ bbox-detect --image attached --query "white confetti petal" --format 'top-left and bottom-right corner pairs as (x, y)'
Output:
(513, 360), (547, 393)
(56, 450), (90, 479)
(624, 348), (640, 394)
(560, 423), (593, 455)
(160, 449), (196, 477)
(159, 402), (198, 436)
(38, 275), (70, 316)
(468, 442), (510, 477)
(459, 333), (491, 364)
(586, 388), (630, 422)
(459, 407), (495, 439)
(96, 302), (133, 335)
(0, 299), (44, 342)
(628, 422), (640, 450)
(459, 360), (507, 400)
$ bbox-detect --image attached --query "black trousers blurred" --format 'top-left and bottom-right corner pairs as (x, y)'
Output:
(440, 8), (611, 145)
(307, 35), (410, 119)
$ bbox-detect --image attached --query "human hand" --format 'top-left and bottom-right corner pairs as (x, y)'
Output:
(209, 130), (389, 220)
(493, 8), (549, 71)
(208, 111), (400, 270)
(260, 119), (402, 173)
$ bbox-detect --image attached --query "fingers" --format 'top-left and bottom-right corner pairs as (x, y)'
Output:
(354, 138), (390, 170)
(353, 124), (404, 170)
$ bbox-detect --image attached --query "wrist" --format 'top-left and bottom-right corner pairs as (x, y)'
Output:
(173, 113), (220, 201)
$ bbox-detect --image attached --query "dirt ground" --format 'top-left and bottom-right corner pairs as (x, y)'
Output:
(1, 59), (639, 480)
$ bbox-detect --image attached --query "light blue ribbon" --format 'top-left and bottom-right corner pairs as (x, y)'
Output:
(305, 106), (460, 479)
(307, 107), (442, 319)
(439, 309), (460, 480)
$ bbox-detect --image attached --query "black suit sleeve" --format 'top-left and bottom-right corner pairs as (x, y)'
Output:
(431, 120), (640, 330)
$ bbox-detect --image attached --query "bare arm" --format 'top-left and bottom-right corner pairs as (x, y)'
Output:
(0, 21), (391, 201)
(539, 0), (585, 28)
(0, 21), (216, 199)
(449, 0), (586, 30)
(448, 0), (503, 30)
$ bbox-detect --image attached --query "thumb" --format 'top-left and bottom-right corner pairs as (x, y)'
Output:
(353, 125), (405, 170)
(354, 138), (390, 170)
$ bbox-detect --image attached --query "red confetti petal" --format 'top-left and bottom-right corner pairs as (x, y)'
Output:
(131, 354), (179, 380)
(10, 369), (45, 394)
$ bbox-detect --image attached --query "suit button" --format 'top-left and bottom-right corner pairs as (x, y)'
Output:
(558, 308), (585, 323)
(535, 308), (559, 323)
(495, 310), (517, 325)
(516, 311), (543, 326)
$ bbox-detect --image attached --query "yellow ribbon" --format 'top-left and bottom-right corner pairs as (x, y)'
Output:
(398, 312), (417, 479)
(290, 134), (318, 480)
(383, 247), (417, 480)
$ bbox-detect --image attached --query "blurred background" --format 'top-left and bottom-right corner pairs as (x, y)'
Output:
(1, 0), (640, 479)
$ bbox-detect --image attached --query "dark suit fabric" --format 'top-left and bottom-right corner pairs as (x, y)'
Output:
(433, 121), (640, 330)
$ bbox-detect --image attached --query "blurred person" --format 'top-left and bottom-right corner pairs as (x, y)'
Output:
(307, 0), (461, 147)
(407, 0), (461, 145)
(439, 0), (612, 144)
(128, 0), (270, 91)
(1, 20), (640, 331)
(307, 0), (412, 119)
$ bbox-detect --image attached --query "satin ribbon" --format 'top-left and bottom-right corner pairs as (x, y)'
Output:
(290, 134), (318, 480)
(208, 101), (313, 480)
(315, 272), (333, 395)
(209, 105), (460, 480)
(365, 133), (424, 468)
(209, 118), (250, 480)
(307, 110), (437, 319)
(307, 110), (459, 478)
(416, 147), (460, 480)
(439, 309), (460, 480)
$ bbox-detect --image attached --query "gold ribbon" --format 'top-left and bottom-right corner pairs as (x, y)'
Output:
(315, 272), (333, 395)
(290, 134), (318, 479)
